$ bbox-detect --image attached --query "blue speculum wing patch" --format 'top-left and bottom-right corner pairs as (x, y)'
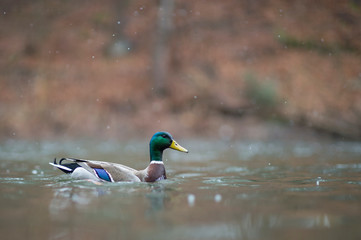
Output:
(94, 168), (111, 182)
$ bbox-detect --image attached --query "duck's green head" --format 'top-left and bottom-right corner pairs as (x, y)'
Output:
(149, 131), (188, 161)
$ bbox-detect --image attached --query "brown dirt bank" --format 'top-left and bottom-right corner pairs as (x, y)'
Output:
(0, 0), (360, 140)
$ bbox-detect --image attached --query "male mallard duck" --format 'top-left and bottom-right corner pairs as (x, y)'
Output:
(49, 132), (188, 182)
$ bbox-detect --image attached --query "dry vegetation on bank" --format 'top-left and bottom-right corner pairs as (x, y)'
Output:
(0, 0), (360, 140)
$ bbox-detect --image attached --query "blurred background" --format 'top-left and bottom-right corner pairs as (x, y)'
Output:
(1, 0), (360, 141)
(1, 2), (361, 239)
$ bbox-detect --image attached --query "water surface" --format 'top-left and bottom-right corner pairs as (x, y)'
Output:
(1, 140), (361, 240)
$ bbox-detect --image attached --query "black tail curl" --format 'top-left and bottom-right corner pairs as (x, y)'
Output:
(52, 158), (83, 174)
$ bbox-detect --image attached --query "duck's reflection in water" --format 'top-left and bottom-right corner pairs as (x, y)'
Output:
(47, 181), (171, 239)
(49, 185), (108, 217)
(146, 183), (170, 213)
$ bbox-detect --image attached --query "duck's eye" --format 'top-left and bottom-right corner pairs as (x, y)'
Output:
(162, 134), (167, 138)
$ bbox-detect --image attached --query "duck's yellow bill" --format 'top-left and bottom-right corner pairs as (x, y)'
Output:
(170, 140), (188, 153)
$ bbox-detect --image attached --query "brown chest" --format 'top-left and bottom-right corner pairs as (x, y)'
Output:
(145, 162), (167, 182)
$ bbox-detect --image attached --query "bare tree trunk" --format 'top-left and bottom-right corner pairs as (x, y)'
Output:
(152, 0), (175, 96)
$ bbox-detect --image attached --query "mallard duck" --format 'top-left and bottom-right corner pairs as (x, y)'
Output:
(49, 132), (188, 182)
